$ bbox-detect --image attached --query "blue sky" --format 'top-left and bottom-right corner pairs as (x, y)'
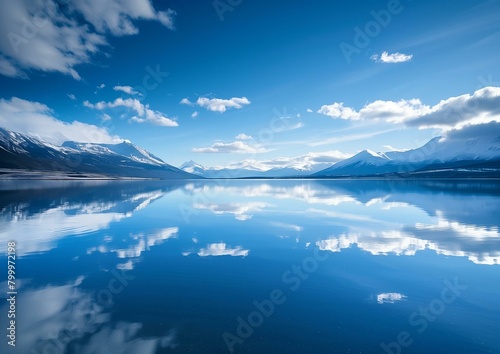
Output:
(1, 0), (500, 169)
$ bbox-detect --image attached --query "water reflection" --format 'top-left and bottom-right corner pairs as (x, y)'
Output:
(11, 276), (177, 353)
(1, 179), (499, 264)
(193, 201), (272, 221)
(180, 180), (500, 265)
(0, 179), (499, 353)
(0, 181), (181, 256)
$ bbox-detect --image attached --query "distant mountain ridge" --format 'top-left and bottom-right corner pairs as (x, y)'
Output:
(0, 127), (196, 179)
(2, 125), (500, 180)
(314, 132), (500, 177)
(179, 160), (330, 178)
(181, 128), (500, 178)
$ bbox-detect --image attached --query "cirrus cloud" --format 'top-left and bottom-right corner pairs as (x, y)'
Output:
(113, 85), (142, 96)
(192, 140), (267, 153)
(371, 51), (413, 63)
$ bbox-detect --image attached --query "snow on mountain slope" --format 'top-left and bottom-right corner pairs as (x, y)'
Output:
(62, 141), (166, 166)
(0, 127), (196, 179)
(179, 160), (330, 178)
(180, 160), (207, 175)
(315, 124), (500, 177)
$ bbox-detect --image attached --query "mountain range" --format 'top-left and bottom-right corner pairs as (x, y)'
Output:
(2, 126), (500, 179)
(179, 160), (330, 178)
(313, 131), (500, 178)
(181, 125), (500, 178)
(0, 127), (195, 179)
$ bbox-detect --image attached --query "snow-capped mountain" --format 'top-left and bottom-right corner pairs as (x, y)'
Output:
(179, 160), (207, 175)
(61, 141), (167, 166)
(314, 128), (500, 177)
(0, 127), (197, 179)
(179, 160), (328, 178)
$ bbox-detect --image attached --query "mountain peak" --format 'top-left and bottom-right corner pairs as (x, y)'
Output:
(180, 160), (205, 171)
(0, 127), (196, 179)
(360, 149), (383, 158)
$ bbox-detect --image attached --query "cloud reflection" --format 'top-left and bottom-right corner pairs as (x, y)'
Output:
(0, 277), (177, 353)
(317, 226), (500, 265)
(87, 227), (179, 269)
(193, 202), (271, 220)
(182, 180), (500, 265)
(195, 243), (249, 257)
(377, 293), (407, 304)
(0, 187), (167, 257)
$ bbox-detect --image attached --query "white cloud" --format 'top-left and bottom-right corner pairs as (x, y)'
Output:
(180, 98), (193, 105)
(360, 99), (429, 123)
(0, 1), (106, 80)
(97, 83), (106, 89)
(317, 102), (360, 120)
(0, 97), (120, 144)
(235, 133), (253, 140)
(197, 243), (249, 257)
(318, 98), (428, 121)
(0, 55), (26, 78)
(71, 0), (176, 35)
(306, 108), (313, 113)
(317, 87), (500, 130)
(407, 86), (500, 130)
(101, 113), (112, 121)
(371, 51), (413, 63)
(191, 111), (199, 118)
(68, 93), (77, 100)
(192, 141), (267, 153)
(0, 0), (176, 80)
(113, 85), (141, 96)
(195, 97), (250, 113)
(85, 97), (178, 127)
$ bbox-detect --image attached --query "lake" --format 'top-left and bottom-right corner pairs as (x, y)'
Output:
(1, 179), (499, 353)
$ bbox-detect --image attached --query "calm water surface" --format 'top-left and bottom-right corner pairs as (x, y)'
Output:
(0, 179), (499, 354)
